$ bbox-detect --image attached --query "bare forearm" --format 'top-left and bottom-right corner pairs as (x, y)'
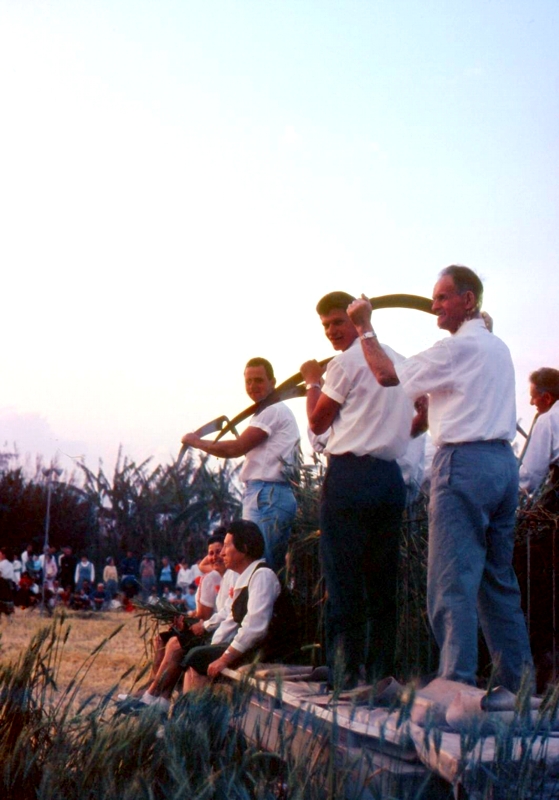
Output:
(187, 437), (246, 458)
(360, 336), (400, 386)
(347, 295), (400, 386)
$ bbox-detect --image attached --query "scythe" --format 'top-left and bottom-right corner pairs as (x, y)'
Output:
(176, 293), (434, 462)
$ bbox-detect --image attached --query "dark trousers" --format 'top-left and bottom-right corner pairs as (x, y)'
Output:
(320, 453), (406, 682)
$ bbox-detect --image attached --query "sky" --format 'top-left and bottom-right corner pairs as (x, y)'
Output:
(1, 0), (557, 479)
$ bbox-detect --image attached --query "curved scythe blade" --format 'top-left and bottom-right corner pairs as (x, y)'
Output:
(213, 293), (434, 441)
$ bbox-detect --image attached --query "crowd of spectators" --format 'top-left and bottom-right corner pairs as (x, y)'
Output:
(0, 544), (207, 615)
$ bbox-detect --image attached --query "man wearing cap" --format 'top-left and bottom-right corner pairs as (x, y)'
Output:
(348, 265), (533, 691)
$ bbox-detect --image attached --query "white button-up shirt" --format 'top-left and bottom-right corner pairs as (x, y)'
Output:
(396, 318), (517, 447)
(519, 402), (559, 492)
(321, 338), (413, 459)
(240, 403), (300, 483)
(211, 559), (280, 653)
(203, 569), (238, 633)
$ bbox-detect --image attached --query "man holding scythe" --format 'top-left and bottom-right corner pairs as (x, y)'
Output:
(300, 291), (416, 688)
(348, 265), (533, 691)
(181, 357), (300, 574)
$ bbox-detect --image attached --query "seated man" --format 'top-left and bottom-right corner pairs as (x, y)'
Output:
(519, 368), (559, 497)
(118, 534), (235, 711)
(182, 520), (281, 694)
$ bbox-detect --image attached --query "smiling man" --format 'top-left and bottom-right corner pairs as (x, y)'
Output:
(300, 291), (414, 688)
(348, 265), (533, 692)
(181, 358), (300, 573)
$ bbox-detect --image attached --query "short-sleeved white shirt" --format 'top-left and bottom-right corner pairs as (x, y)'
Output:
(519, 402), (559, 492)
(197, 569), (222, 611)
(203, 569), (238, 632)
(240, 402), (300, 483)
(0, 559), (15, 582)
(396, 318), (517, 447)
(321, 338), (413, 460)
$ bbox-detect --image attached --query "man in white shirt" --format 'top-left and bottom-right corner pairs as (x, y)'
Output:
(300, 291), (415, 688)
(519, 368), (559, 496)
(181, 358), (300, 573)
(182, 520), (281, 693)
(348, 265), (533, 692)
(117, 536), (237, 712)
(0, 547), (15, 582)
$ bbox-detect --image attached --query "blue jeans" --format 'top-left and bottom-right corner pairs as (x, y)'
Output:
(429, 440), (533, 691)
(242, 480), (297, 573)
(320, 454), (406, 683)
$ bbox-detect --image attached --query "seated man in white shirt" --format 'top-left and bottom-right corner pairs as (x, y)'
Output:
(519, 368), (559, 497)
(181, 520), (281, 694)
(181, 358), (300, 574)
(118, 534), (231, 710)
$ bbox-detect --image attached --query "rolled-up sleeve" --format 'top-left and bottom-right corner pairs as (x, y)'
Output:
(396, 340), (454, 400)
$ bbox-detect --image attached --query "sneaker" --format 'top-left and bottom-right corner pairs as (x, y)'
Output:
(115, 697), (149, 716)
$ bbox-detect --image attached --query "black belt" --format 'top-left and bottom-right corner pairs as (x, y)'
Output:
(443, 439), (509, 447)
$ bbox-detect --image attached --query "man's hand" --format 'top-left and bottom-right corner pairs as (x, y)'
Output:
(411, 395), (429, 438)
(190, 620), (205, 636)
(300, 360), (325, 385)
(207, 656), (228, 679)
(173, 615), (186, 631)
(481, 311), (493, 333)
(347, 294), (373, 332)
(181, 432), (202, 448)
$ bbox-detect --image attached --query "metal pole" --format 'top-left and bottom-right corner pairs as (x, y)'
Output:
(41, 467), (62, 614)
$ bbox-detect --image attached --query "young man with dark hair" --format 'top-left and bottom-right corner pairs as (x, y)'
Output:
(181, 360), (300, 573)
(348, 265), (533, 691)
(300, 291), (414, 688)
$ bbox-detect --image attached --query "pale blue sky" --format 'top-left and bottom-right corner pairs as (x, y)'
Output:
(1, 0), (557, 474)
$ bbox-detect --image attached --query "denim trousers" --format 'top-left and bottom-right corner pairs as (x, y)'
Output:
(242, 480), (297, 573)
(319, 453), (406, 682)
(428, 440), (533, 691)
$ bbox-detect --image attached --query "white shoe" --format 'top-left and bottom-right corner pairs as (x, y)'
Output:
(117, 693), (129, 702)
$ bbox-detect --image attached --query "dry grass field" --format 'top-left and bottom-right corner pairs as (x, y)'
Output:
(0, 607), (153, 702)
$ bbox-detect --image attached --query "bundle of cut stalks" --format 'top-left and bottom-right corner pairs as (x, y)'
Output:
(132, 597), (193, 626)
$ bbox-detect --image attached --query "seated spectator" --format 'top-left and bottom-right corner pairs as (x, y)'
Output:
(27, 551), (43, 583)
(16, 572), (40, 607)
(182, 521), (280, 695)
(117, 534), (235, 711)
(184, 582), (197, 612)
(71, 579), (93, 610)
(147, 590), (159, 605)
(190, 533), (227, 621)
(12, 555), (22, 587)
(170, 587), (185, 610)
(92, 583), (107, 611)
